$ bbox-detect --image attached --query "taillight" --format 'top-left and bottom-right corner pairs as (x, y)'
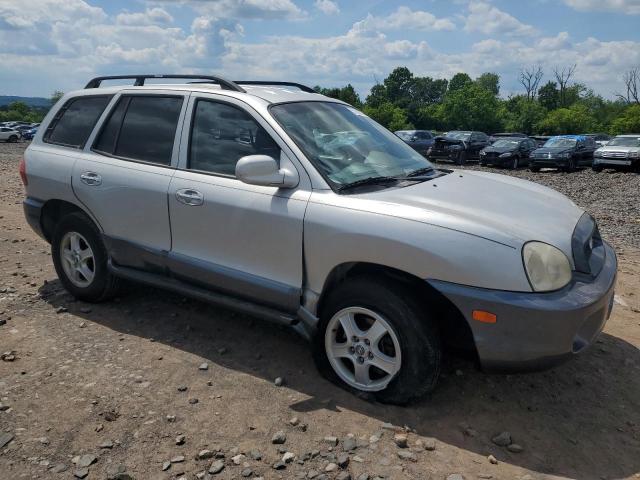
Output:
(19, 156), (27, 186)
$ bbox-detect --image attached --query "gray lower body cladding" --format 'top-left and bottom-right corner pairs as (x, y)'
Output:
(428, 241), (617, 372)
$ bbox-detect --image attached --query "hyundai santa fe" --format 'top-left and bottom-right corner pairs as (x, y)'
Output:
(21, 74), (617, 404)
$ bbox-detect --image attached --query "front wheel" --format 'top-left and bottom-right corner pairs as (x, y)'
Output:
(8, 135), (18, 143)
(456, 151), (467, 165)
(52, 212), (120, 302)
(313, 277), (441, 404)
(511, 157), (519, 169)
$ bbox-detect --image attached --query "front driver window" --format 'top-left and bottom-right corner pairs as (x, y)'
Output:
(189, 100), (280, 176)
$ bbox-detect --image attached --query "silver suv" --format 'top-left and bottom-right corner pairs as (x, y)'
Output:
(21, 75), (617, 403)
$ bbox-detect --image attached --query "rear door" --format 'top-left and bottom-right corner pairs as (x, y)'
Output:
(167, 93), (311, 313)
(72, 91), (188, 271)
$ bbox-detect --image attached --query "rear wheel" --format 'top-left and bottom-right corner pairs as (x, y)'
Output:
(564, 157), (576, 172)
(51, 212), (119, 302)
(313, 277), (441, 404)
(8, 135), (18, 143)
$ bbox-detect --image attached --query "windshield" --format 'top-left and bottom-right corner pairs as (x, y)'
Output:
(395, 131), (415, 140)
(492, 139), (520, 148)
(544, 137), (577, 148)
(607, 137), (640, 147)
(270, 102), (433, 187)
(445, 131), (471, 141)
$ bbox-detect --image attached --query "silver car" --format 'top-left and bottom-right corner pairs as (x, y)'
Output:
(21, 75), (617, 404)
(593, 134), (640, 171)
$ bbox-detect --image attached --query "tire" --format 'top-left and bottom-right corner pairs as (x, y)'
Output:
(530, 165), (540, 172)
(456, 151), (467, 166)
(511, 157), (519, 169)
(51, 212), (119, 302)
(313, 277), (441, 405)
(564, 157), (575, 172)
(592, 165), (603, 172)
(8, 135), (18, 143)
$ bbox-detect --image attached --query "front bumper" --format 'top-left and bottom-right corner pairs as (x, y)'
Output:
(529, 157), (570, 167)
(594, 157), (637, 167)
(429, 241), (617, 372)
(480, 155), (513, 166)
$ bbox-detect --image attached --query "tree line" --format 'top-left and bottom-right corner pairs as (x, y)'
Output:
(0, 91), (64, 124)
(314, 66), (640, 135)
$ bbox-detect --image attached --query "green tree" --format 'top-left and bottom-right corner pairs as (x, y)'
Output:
(436, 83), (502, 132)
(383, 67), (414, 108)
(363, 102), (413, 131)
(314, 84), (362, 108)
(365, 83), (388, 108)
(476, 72), (500, 96)
(502, 95), (546, 134)
(610, 104), (640, 134)
(448, 73), (473, 93)
(50, 90), (65, 105)
(538, 81), (559, 110)
(536, 104), (598, 134)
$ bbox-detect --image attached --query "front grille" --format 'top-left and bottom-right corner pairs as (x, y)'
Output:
(572, 213), (605, 277)
(602, 151), (627, 158)
(484, 152), (499, 159)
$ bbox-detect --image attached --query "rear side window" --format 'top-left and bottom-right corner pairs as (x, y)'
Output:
(93, 95), (183, 165)
(44, 96), (112, 148)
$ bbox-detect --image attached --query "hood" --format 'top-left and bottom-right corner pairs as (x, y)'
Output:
(483, 145), (515, 153)
(434, 137), (464, 145)
(598, 145), (639, 153)
(335, 170), (583, 260)
(533, 147), (573, 155)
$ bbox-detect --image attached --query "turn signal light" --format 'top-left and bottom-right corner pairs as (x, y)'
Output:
(19, 156), (27, 187)
(472, 310), (496, 324)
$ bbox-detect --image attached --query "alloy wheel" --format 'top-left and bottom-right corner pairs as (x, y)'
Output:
(325, 307), (402, 392)
(59, 231), (95, 288)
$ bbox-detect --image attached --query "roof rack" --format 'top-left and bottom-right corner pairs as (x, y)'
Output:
(233, 81), (316, 93)
(84, 74), (246, 92)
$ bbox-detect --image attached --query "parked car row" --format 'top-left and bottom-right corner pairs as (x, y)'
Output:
(0, 121), (39, 141)
(395, 129), (638, 172)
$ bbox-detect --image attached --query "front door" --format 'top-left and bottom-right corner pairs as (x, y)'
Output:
(167, 94), (310, 313)
(72, 92), (188, 270)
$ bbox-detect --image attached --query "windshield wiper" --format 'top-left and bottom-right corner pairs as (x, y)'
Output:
(406, 166), (435, 177)
(337, 176), (401, 192)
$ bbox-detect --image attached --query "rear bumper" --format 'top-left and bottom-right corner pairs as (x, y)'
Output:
(429, 242), (617, 372)
(23, 197), (45, 240)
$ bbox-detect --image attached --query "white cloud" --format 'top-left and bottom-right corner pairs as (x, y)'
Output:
(350, 6), (455, 34)
(314, 0), (339, 15)
(464, 1), (537, 37)
(153, 0), (306, 20)
(116, 8), (173, 26)
(563, 0), (640, 14)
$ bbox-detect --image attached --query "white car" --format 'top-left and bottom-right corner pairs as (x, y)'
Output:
(593, 134), (640, 171)
(0, 126), (20, 143)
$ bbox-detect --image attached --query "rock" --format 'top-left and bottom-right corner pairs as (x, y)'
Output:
(356, 474), (369, 480)
(189, 398), (199, 405)
(283, 452), (296, 463)
(51, 464), (68, 473)
(393, 434), (408, 448)
(166, 415), (176, 422)
(248, 449), (262, 460)
(342, 437), (357, 451)
(209, 460), (225, 474)
(272, 431), (287, 444)
(352, 455), (364, 463)
(325, 462), (338, 472)
(272, 460), (286, 470)
(199, 363), (209, 371)
(106, 464), (133, 480)
(162, 461), (171, 471)
(397, 450), (417, 462)
(507, 443), (524, 453)
(289, 416), (300, 426)
(177, 386), (188, 392)
(231, 454), (245, 465)
(488, 454), (498, 464)
(323, 436), (338, 446)
(76, 454), (97, 468)
(307, 470), (320, 478)
(423, 438), (436, 451)
(241, 468), (253, 477)
(74, 468), (89, 479)
(171, 455), (185, 463)
(336, 473), (351, 480)
(176, 434), (186, 445)
(0, 319), (5, 326)
(446, 475), (464, 480)
(274, 377), (284, 387)
(100, 440), (114, 449)
(78, 322), (86, 328)
(55, 306), (68, 314)
(337, 453), (349, 468)
(491, 431), (512, 447)
(103, 410), (118, 422)
(198, 449), (215, 460)
(478, 475), (493, 479)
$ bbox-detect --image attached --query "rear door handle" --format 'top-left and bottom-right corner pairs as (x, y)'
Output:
(176, 188), (204, 206)
(80, 172), (102, 186)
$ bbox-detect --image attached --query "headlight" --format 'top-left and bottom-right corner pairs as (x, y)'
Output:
(522, 241), (572, 292)
(594, 150), (602, 158)
(499, 152), (512, 158)
(560, 153), (571, 158)
(628, 151), (639, 158)
(480, 151), (486, 156)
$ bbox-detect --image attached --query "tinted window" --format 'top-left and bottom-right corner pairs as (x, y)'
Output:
(417, 131), (432, 140)
(44, 96), (112, 148)
(189, 100), (280, 176)
(93, 97), (128, 154)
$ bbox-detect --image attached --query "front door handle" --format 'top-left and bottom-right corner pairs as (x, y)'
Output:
(80, 172), (102, 186)
(176, 188), (204, 206)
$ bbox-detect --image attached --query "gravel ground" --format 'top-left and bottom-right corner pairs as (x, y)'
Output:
(0, 142), (639, 480)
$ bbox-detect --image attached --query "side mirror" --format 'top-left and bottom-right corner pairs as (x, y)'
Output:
(236, 155), (299, 188)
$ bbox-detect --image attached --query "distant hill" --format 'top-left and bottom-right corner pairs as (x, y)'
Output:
(0, 96), (51, 108)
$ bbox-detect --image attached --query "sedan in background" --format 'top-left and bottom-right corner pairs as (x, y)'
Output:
(22, 128), (38, 141)
(529, 135), (597, 172)
(583, 133), (611, 148)
(0, 126), (20, 142)
(488, 132), (528, 144)
(395, 130), (435, 156)
(593, 134), (640, 172)
(480, 137), (537, 169)
(427, 131), (490, 165)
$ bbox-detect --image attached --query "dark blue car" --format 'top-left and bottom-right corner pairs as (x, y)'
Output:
(22, 128), (37, 140)
(529, 135), (597, 172)
(395, 130), (435, 157)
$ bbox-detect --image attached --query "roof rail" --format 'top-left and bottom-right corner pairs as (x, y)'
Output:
(84, 74), (246, 92)
(233, 81), (316, 93)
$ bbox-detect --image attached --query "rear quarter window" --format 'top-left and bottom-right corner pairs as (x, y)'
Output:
(43, 95), (112, 148)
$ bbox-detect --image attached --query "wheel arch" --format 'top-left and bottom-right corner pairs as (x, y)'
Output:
(316, 262), (478, 357)
(40, 199), (99, 243)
